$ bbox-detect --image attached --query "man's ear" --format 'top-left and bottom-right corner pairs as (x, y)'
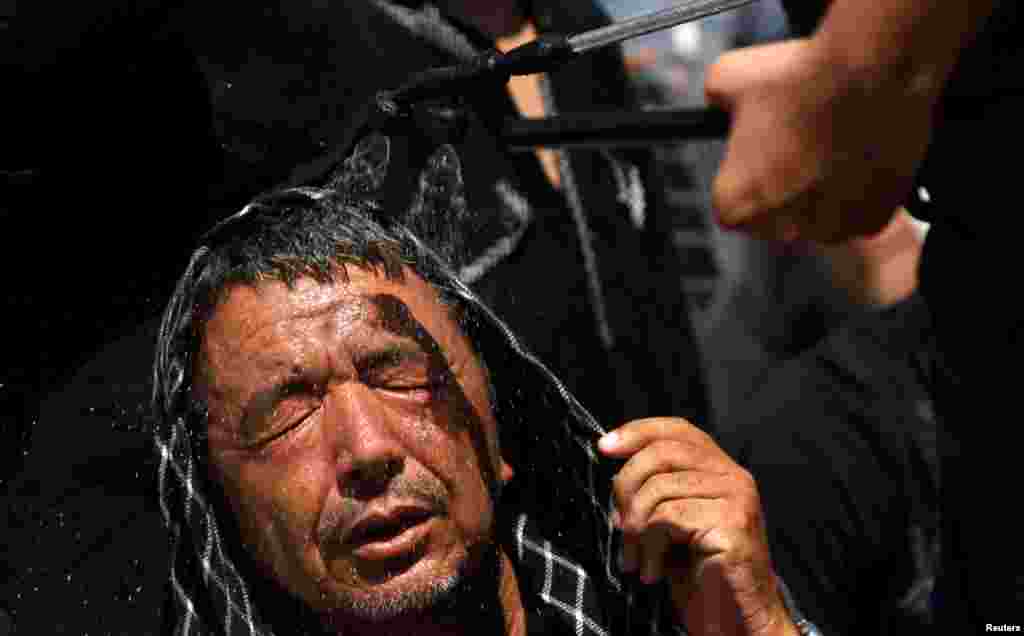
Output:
(499, 458), (515, 485)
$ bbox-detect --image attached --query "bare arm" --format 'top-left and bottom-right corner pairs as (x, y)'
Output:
(706, 0), (1000, 243)
(815, 0), (997, 94)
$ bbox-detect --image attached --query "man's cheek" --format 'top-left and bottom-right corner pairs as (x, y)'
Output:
(449, 446), (496, 540)
(230, 465), (328, 574)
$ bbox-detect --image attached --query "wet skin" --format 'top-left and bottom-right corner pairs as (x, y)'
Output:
(197, 264), (517, 629)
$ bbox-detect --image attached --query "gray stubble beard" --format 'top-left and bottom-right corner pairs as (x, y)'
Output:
(322, 537), (506, 633)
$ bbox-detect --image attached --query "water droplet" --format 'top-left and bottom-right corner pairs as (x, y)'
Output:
(125, 584), (144, 603)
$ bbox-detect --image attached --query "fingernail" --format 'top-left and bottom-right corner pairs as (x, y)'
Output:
(610, 509), (621, 528)
(598, 431), (619, 452)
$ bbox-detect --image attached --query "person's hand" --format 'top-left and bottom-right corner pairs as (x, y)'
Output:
(599, 418), (798, 636)
(819, 207), (925, 306)
(705, 36), (937, 244)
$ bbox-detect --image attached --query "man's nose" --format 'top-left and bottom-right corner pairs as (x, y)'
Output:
(329, 385), (406, 498)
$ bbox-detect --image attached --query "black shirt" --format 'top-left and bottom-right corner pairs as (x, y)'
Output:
(725, 296), (938, 635)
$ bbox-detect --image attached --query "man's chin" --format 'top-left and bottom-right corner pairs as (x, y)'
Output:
(317, 551), (462, 621)
(317, 540), (501, 626)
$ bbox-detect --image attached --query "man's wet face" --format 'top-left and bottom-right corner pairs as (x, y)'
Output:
(198, 264), (512, 622)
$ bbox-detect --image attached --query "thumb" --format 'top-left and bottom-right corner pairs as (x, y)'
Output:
(705, 39), (816, 108)
(704, 48), (747, 110)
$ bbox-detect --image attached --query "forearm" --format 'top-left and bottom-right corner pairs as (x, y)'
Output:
(811, 0), (1000, 99)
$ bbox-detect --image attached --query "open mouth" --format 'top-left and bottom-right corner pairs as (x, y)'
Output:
(347, 508), (435, 560)
(350, 510), (431, 543)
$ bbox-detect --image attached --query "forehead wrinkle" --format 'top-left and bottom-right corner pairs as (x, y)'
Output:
(201, 282), (373, 393)
(258, 291), (369, 338)
(222, 283), (370, 350)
